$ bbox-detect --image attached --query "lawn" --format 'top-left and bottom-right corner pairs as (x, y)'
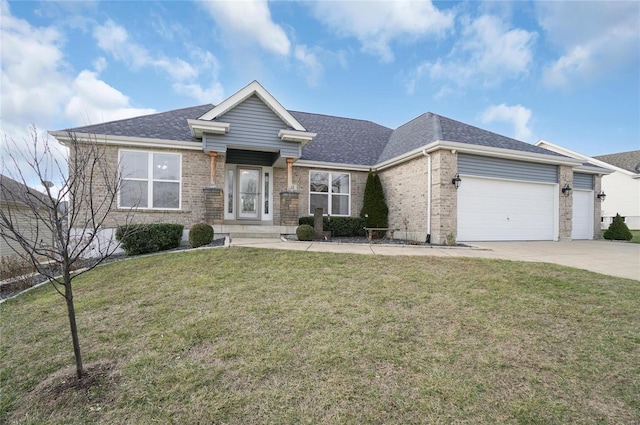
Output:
(632, 230), (640, 243)
(1, 248), (638, 424)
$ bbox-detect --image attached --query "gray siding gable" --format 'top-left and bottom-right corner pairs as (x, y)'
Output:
(204, 95), (300, 158)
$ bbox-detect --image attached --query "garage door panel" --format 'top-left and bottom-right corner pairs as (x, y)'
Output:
(458, 177), (556, 241)
(572, 190), (594, 239)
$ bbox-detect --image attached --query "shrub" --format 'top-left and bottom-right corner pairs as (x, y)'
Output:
(116, 223), (184, 256)
(189, 223), (214, 248)
(603, 214), (632, 241)
(360, 170), (388, 229)
(296, 224), (314, 241)
(0, 255), (36, 281)
(298, 216), (366, 237)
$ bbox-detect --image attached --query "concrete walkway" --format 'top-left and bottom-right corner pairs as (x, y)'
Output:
(230, 238), (640, 281)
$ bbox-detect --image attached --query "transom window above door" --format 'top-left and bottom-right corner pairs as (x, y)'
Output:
(309, 171), (350, 216)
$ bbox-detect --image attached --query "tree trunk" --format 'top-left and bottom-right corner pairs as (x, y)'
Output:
(64, 277), (84, 380)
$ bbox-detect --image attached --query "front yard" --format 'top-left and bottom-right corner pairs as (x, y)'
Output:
(1, 248), (638, 424)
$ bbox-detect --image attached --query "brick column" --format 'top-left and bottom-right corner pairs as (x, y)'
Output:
(280, 191), (299, 226)
(558, 165), (573, 241)
(593, 174), (603, 239)
(203, 187), (224, 224)
(430, 149), (458, 245)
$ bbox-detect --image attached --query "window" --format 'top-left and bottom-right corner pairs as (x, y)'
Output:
(119, 151), (181, 209)
(309, 171), (350, 216)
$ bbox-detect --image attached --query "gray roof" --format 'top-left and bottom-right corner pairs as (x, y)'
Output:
(59, 104), (567, 166)
(593, 150), (640, 174)
(292, 111), (392, 166)
(0, 174), (50, 206)
(64, 104), (213, 142)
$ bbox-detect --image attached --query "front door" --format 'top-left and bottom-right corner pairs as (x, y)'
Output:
(238, 167), (260, 219)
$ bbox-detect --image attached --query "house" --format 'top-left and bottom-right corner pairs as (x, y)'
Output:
(536, 140), (639, 230)
(0, 174), (55, 258)
(50, 81), (608, 244)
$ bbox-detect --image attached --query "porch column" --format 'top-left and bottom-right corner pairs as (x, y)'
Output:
(209, 152), (218, 186)
(286, 158), (294, 190)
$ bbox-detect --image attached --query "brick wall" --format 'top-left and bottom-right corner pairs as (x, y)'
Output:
(593, 174), (602, 239)
(429, 150), (458, 245)
(379, 156), (429, 242)
(558, 165), (573, 241)
(76, 145), (212, 230)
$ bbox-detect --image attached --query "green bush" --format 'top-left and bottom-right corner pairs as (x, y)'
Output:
(360, 170), (388, 229)
(603, 214), (632, 241)
(116, 223), (184, 256)
(298, 216), (366, 237)
(296, 224), (314, 241)
(189, 223), (214, 248)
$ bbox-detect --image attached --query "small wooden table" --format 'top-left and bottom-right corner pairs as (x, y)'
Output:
(364, 227), (400, 241)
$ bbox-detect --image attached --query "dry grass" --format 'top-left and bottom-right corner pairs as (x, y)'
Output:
(1, 247), (639, 424)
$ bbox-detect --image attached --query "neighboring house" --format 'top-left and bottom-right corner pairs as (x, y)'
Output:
(50, 81), (608, 243)
(0, 174), (55, 258)
(536, 140), (639, 230)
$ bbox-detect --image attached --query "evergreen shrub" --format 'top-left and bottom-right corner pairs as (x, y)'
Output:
(603, 214), (633, 241)
(189, 223), (214, 248)
(296, 224), (314, 241)
(116, 223), (184, 255)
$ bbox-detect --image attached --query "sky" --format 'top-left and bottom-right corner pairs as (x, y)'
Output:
(1, 0), (639, 181)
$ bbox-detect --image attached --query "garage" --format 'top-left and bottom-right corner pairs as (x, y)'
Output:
(572, 173), (595, 240)
(456, 154), (558, 242)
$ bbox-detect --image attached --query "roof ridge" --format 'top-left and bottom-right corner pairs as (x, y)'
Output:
(290, 110), (392, 129)
(593, 150), (640, 157)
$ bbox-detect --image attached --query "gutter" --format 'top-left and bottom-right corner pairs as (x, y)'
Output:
(422, 149), (431, 243)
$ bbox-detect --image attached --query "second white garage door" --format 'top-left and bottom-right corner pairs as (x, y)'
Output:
(572, 190), (594, 239)
(457, 176), (557, 241)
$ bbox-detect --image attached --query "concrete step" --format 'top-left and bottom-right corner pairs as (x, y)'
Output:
(213, 224), (296, 239)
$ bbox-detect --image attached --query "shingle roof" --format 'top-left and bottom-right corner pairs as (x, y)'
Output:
(292, 111), (392, 166)
(0, 174), (50, 206)
(58, 104), (567, 166)
(64, 104), (214, 142)
(593, 150), (640, 174)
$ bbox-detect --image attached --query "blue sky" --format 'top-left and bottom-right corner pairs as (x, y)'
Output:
(1, 0), (639, 160)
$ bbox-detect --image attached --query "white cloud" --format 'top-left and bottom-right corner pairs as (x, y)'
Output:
(480, 104), (533, 141)
(65, 71), (156, 125)
(294, 45), (323, 87)
(0, 2), (155, 144)
(407, 14), (535, 94)
(93, 20), (198, 81)
(536, 1), (640, 89)
(199, 0), (291, 56)
(173, 82), (225, 105)
(312, 0), (454, 63)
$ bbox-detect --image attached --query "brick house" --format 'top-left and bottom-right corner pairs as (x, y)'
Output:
(50, 81), (608, 244)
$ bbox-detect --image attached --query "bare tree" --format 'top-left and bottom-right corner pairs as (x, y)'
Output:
(0, 127), (133, 380)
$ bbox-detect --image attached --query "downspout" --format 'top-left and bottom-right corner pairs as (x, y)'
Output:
(423, 149), (431, 243)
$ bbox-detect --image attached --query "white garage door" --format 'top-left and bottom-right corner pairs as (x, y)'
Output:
(572, 190), (594, 240)
(457, 177), (557, 241)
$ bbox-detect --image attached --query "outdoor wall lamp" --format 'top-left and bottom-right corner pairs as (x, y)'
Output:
(597, 191), (607, 201)
(561, 184), (572, 196)
(451, 173), (462, 189)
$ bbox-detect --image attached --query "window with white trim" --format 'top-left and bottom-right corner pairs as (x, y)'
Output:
(119, 150), (181, 209)
(309, 171), (350, 216)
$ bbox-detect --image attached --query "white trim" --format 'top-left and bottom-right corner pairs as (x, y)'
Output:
(536, 139), (617, 175)
(294, 160), (371, 172)
(197, 81), (307, 131)
(50, 131), (202, 151)
(278, 129), (317, 146)
(187, 119), (230, 137)
(308, 170), (351, 216)
(375, 140), (582, 171)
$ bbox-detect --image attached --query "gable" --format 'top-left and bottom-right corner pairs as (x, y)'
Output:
(204, 95), (303, 159)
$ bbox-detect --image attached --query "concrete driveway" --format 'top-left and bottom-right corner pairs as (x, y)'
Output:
(230, 238), (640, 281)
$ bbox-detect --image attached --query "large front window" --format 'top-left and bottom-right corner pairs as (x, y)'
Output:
(119, 150), (181, 209)
(309, 171), (350, 216)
